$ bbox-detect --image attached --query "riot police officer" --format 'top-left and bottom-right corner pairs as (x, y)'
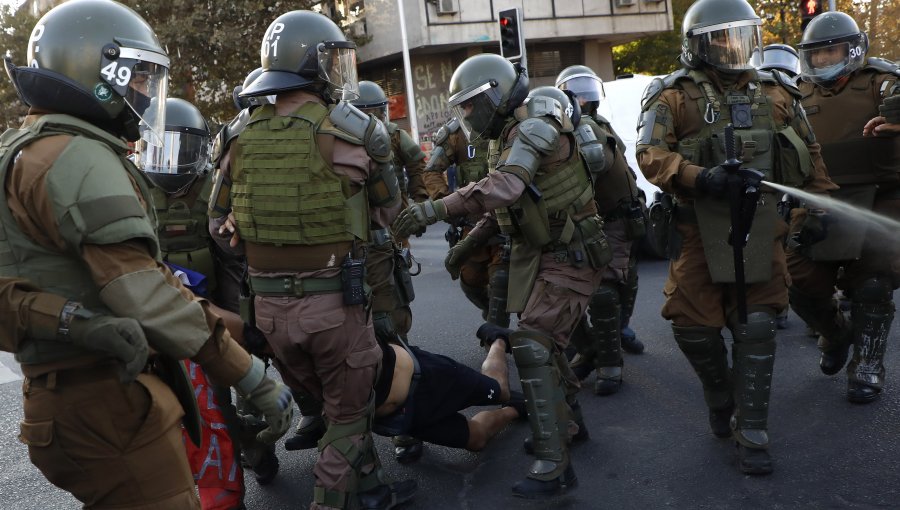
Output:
(556, 65), (647, 396)
(756, 44), (801, 78)
(424, 117), (511, 328)
(636, 0), (836, 474)
(787, 12), (900, 403)
(393, 53), (608, 498)
(209, 10), (416, 510)
(1, 1), (293, 507)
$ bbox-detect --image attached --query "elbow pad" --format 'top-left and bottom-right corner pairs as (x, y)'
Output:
(368, 160), (401, 207)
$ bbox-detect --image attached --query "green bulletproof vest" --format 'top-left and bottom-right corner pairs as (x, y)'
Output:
(675, 70), (781, 284)
(456, 137), (490, 186)
(494, 119), (595, 248)
(0, 115), (157, 364)
(800, 66), (900, 186)
(231, 102), (369, 246)
(151, 173), (217, 292)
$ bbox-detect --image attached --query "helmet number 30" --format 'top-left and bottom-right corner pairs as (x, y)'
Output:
(849, 46), (863, 59)
(101, 61), (132, 87)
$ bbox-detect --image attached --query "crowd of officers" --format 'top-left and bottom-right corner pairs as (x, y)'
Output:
(1, 0), (899, 508)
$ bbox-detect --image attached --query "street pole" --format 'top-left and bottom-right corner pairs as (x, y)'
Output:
(397, 0), (419, 144)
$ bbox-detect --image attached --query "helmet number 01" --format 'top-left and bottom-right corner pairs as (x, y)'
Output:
(849, 46), (862, 59)
(101, 61), (132, 87)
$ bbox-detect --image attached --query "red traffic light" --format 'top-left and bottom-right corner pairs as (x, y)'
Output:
(500, 17), (511, 26)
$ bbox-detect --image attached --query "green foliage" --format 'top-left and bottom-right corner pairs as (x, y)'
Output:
(0, 5), (38, 129)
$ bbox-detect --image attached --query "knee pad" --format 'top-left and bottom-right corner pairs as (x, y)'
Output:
(850, 277), (894, 305)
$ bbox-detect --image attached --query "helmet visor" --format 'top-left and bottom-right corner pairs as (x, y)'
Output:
(690, 25), (761, 71)
(138, 128), (210, 177)
(557, 74), (605, 102)
(799, 40), (864, 84)
(361, 106), (389, 124)
(448, 82), (503, 142)
(760, 48), (800, 75)
(318, 42), (359, 102)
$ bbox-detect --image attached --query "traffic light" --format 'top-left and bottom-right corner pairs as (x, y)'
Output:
(498, 8), (524, 62)
(800, 0), (824, 31)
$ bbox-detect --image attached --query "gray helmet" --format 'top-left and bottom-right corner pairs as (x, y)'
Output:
(753, 44), (801, 76)
(527, 86), (580, 128)
(555, 65), (605, 115)
(447, 53), (529, 142)
(4, 0), (169, 142)
(352, 80), (389, 123)
(241, 10), (359, 103)
(233, 67), (274, 111)
(680, 0), (762, 72)
(798, 12), (867, 86)
(138, 98), (211, 193)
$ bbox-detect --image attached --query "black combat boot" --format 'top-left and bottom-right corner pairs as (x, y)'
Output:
(511, 463), (578, 499)
(358, 479), (418, 510)
(284, 414), (326, 451)
(736, 444), (773, 475)
(620, 325), (645, 354)
(393, 435), (424, 464)
(708, 400), (734, 438)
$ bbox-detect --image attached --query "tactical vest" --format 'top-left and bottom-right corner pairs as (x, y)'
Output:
(455, 137), (490, 186)
(231, 102), (369, 249)
(151, 173), (217, 292)
(672, 70), (784, 283)
(0, 115), (157, 364)
(800, 64), (900, 186)
(388, 123), (408, 194)
(493, 119), (596, 249)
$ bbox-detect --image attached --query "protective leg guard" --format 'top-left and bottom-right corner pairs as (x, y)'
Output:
(672, 325), (733, 424)
(587, 285), (624, 396)
(789, 286), (851, 375)
(567, 319), (596, 381)
(487, 264), (511, 328)
(619, 262), (645, 354)
(459, 281), (490, 319)
(729, 310), (776, 454)
(509, 330), (575, 495)
(847, 278), (895, 403)
(285, 389), (326, 451)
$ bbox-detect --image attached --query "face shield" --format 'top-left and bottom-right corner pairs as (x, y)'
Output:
(318, 41), (359, 102)
(136, 124), (210, 192)
(799, 38), (865, 85)
(101, 46), (169, 144)
(557, 74), (605, 103)
(448, 82), (503, 142)
(689, 22), (761, 71)
(361, 105), (389, 124)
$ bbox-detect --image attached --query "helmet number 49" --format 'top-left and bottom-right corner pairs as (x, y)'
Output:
(101, 61), (132, 87)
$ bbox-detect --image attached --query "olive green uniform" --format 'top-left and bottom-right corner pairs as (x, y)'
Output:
(1, 113), (259, 509)
(787, 59), (900, 397)
(636, 67), (836, 450)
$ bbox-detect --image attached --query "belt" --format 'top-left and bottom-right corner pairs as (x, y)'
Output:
(249, 274), (343, 297)
(26, 363), (119, 390)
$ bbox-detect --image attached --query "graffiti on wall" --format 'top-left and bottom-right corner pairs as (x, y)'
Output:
(412, 57), (455, 141)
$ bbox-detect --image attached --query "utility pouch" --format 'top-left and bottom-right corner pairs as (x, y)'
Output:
(576, 215), (613, 269)
(341, 254), (367, 305)
(623, 199), (648, 240)
(393, 246), (416, 305)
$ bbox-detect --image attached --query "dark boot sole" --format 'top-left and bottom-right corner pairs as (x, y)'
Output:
(511, 468), (578, 499)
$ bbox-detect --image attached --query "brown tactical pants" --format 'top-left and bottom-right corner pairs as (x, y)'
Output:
(661, 222), (789, 328)
(254, 292), (381, 508)
(367, 241), (412, 336)
(20, 368), (199, 509)
(599, 219), (633, 285)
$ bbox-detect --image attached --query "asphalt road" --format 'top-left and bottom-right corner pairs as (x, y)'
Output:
(1, 227), (899, 509)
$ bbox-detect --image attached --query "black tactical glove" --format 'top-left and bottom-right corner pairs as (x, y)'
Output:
(694, 165), (730, 196)
(738, 168), (764, 191)
(789, 209), (828, 251)
(65, 304), (149, 383)
(879, 94), (900, 124)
